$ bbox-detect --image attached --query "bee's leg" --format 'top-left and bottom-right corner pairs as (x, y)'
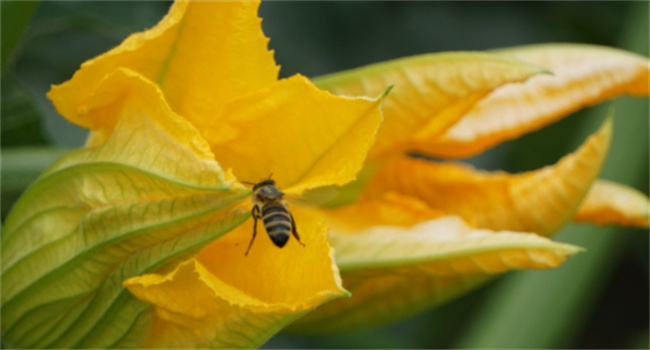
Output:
(289, 212), (306, 247)
(245, 206), (261, 256)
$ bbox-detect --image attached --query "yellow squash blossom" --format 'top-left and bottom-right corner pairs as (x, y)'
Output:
(2, 1), (382, 348)
(288, 45), (649, 331)
(1, 1), (648, 349)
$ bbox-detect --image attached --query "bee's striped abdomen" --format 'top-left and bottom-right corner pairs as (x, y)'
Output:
(262, 204), (292, 247)
(245, 178), (305, 256)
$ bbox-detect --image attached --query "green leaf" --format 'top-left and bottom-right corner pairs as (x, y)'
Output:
(0, 81), (250, 348)
(1, 147), (69, 193)
(1, 1), (39, 70)
(1, 147), (69, 220)
(1, 74), (49, 148)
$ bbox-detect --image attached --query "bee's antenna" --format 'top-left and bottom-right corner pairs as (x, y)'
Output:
(267, 173), (273, 180)
(241, 181), (256, 186)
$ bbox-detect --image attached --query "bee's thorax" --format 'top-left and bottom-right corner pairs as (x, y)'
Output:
(254, 183), (284, 203)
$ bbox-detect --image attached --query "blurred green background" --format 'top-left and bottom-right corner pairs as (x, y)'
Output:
(2, 1), (648, 349)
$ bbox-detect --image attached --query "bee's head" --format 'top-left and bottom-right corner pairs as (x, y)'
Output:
(252, 179), (275, 191)
(253, 179), (283, 202)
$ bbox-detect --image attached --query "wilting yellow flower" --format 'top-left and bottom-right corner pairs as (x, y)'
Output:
(1, 1), (648, 349)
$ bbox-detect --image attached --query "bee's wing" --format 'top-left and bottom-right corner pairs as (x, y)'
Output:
(284, 186), (340, 209)
(303, 186), (341, 207)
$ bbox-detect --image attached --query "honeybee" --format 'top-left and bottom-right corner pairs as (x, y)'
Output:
(243, 175), (305, 256)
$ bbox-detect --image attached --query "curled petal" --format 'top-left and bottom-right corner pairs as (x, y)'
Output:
(45, 68), (220, 178)
(47, 1), (278, 135)
(125, 207), (347, 348)
(362, 117), (612, 236)
(289, 216), (581, 333)
(314, 52), (548, 158)
(204, 74), (384, 194)
(428, 44), (649, 158)
(574, 180), (650, 227)
(125, 260), (298, 349)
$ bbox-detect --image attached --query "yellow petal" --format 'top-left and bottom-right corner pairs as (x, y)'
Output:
(314, 52), (548, 158)
(289, 216), (581, 333)
(204, 74), (384, 194)
(574, 180), (650, 227)
(1, 68), (251, 348)
(362, 117), (612, 236)
(47, 68), (219, 176)
(429, 44), (649, 158)
(124, 206), (347, 348)
(322, 192), (446, 232)
(47, 1), (278, 134)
